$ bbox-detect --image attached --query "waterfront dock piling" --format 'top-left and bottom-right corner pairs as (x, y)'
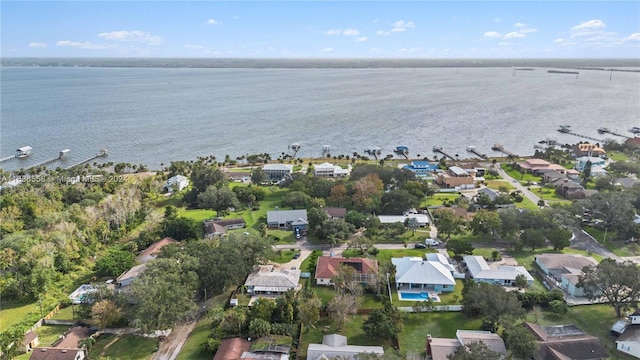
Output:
(466, 146), (488, 160)
(433, 146), (457, 161)
(28, 149), (70, 169)
(557, 125), (604, 142)
(491, 143), (518, 158)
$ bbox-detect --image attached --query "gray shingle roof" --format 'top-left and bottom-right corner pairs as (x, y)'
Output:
(266, 210), (308, 224)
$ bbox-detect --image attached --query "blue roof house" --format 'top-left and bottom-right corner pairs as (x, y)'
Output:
(404, 161), (439, 176)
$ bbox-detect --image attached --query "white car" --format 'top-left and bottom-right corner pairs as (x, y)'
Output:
(425, 238), (441, 247)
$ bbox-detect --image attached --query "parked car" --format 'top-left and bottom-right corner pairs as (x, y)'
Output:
(293, 252), (300, 259)
(414, 243), (426, 249)
(425, 238), (441, 247)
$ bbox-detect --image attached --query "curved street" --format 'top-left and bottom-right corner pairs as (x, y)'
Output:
(495, 164), (543, 206)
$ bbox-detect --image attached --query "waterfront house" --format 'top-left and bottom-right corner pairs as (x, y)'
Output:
(244, 265), (301, 296)
(262, 164), (294, 181)
(307, 334), (384, 360)
(266, 209), (308, 231)
(572, 143), (606, 157)
(136, 237), (177, 264)
(314, 162), (350, 178)
(426, 330), (507, 360)
(462, 255), (534, 287)
(225, 171), (252, 182)
(403, 161), (439, 177)
(535, 254), (598, 297)
(524, 322), (609, 360)
(435, 166), (475, 190)
(315, 256), (378, 286)
(163, 175), (189, 193)
(391, 257), (456, 293)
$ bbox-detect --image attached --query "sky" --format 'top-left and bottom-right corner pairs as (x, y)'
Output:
(1, 1), (639, 58)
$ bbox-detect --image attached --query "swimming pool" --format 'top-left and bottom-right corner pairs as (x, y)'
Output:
(398, 291), (429, 301)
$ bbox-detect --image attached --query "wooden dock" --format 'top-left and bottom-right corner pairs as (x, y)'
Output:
(27, 149), (70, 170)
(597, 128), (631, 139)
(65, 149), (108, 170)
(364, 147), (381, 160)
(466, 146), (488, 160)
(394, 146), (409, 160)
(491, 143), (518, 158)
(433, 146), (456, 161)
(0, 155), (16, 164)
(557, 126), (604, 142)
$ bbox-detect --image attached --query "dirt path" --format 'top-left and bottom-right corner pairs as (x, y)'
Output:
(152, 313), (201, 360)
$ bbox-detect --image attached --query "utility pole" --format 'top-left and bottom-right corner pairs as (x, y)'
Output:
(386, 273), (392, 303)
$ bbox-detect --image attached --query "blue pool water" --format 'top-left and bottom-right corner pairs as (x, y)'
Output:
(399, 292), (429, 300)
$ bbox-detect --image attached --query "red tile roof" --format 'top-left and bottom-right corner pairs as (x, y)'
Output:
(315, 256), (378, 279)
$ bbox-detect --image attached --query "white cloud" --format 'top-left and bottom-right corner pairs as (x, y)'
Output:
(207, 19), (221, 25)
(97, 31), (162, 45)
(342, 28), (360, 36)
(184, 45), (204, 49)
(326, 29), (342, 35)
(554, 38), (577, 46)
(519, 27), (537, 34)
(483, 31), (502, 38)
(29, 42), (47, 48)
(56, 40), (116, 50)
(514, 22), (526, 28)
(321, 47), (335, 53)
(376, 30), (390, 36)
(355, 36), (368, 42)
(392, 20), (415, 33)
(503, 32), (526, 39)
(571, 19), (606, 31)
(624, 33), (640, 41)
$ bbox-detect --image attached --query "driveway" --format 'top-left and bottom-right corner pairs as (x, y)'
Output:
(497, 165), (542, 205)
(570, 229), (621, 261)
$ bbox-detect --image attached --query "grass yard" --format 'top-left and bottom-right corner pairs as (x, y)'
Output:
(89, 334), (158, 360)
(36, 325), (69, 347)
(51, 305), (75, 321)
(515, 196), (540, 211)
(177, 317), (214, 360)
(0, 300), (38, 331)
(484, 180), (515, 191)
(472, 247), (502, 261)
(388, 279), (464, 307)
(375, 249), (437, 264)
(271, 248), (299, 263)
(400, 312), (483, 355)
(583, 227), (640, 257)
(449, 231), (495, 244)
(500, 164), (542, 183)
(608, 152), (630, 162)
(534, 189), (572, 205)
(424, 193), (461, 207)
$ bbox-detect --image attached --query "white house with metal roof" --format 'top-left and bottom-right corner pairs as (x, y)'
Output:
(313, 163), (350, 178)
(462, 255), (534, 287)
(163, 175), (189, 193)
(266, 209), (308, 231)
(263, 164), (294, 181)
(391, 257), (456, 293)
(307, 334), (383, 360)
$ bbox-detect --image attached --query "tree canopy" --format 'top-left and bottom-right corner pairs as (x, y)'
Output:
(578, 258), (640, 317)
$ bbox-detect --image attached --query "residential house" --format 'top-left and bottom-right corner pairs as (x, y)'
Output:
(225, 171), (252, 183)
(391, 257), (456, 293)
(378, 214), (429, 227)
(535, 254), (598, 297)
(163, 175), (189, 193)
(266, 210), (308, 231)
(573, 143), (606, 157)
(425, 253), (465, 279)
(314, 162), (350, 178)
(262, 164), (294, 181)
(475, 187), (500, 202)
(616, 177), (639, 189)
(616, 326), (640, 359)
(307, 334), (384, 360)
(631, 308), (640, 325)
(455, 162), (486, 177)
(244, 265), (301, 296)
(315, 256), (378, 286)
(29, 348), (85, 360)
(518, 158), (566, 175)
(436, 166), (475, 190)
(203, 218), (246, 238)
(426, 330), (507, 360)
(324, 207), (346, 219)
(575, 156), (607, 172)
(403, 161), (439, 177)
(18, 331), (39, 354)
(524, 322), (609, 360)
(136, 237), (177, 264)
(555, 181), (598, 199)
(462, 256), (534, 287)
(115, 264), (146, 290)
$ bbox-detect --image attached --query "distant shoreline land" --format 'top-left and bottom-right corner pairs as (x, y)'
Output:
(2, 57), (640, 69)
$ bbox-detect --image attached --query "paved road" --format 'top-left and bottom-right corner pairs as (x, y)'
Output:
(570, 229), (622, 261)
(496, 164), (543, 205)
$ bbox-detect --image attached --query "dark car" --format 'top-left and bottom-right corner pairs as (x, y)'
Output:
(293, 253), (300, 259)
(414, 243), (426, 249)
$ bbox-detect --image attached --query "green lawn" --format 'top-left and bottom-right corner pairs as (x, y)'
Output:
(608, 152), (630, 162)
(534, 189), (572, 205)
(178, 208), (217, 223)
(51, 305), (75, 321)
(501, 164), (542, 182)
(271, 248), (299, 263)
(515, 196), (540, 211)
(484, 180), (515, 191)
(177, 317), (214, 360)
(424, 193), (461, 207)
(583, 227), (640, 257)
(89, 334), (158, 360)
(36, 325), (69, 347)
(0, 300), (38, 331)
(375, 249), (437, 264)
(472, 247), (502, 261)
(449, 231), (495, 244)
(388, 279), (464, 307)
(400, 312), (484, 355)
